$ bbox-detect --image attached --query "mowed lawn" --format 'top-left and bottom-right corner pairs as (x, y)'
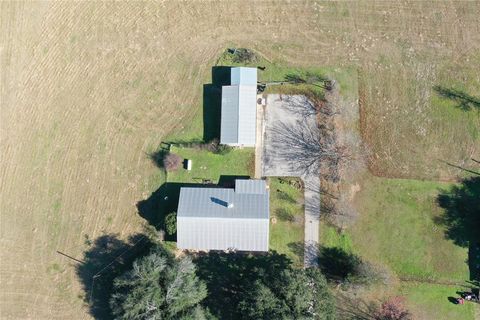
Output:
(321, 175), (473, 319)
(399, 282), (476, 320)
(351, 176), (469, 281)
(167, 146), (254, 184)
(268, 178), (305, 268)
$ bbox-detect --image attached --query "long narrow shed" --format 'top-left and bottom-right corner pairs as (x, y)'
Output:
(220, 67), (258, 147)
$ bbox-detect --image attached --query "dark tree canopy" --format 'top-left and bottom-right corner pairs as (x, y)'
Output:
(195, 251), (335, 320)
(110, 248), (211, 320)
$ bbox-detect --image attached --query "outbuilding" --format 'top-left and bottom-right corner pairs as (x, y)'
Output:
(177, 179), (269, 252)
(220, 67), (258, 147)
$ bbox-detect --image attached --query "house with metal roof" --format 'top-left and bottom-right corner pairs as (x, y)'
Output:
(220, 67), (258, 147)
(177, 179), (269, 252)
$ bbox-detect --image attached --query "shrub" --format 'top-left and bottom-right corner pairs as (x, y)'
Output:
(163, 153), (182, 172)
(374, 296), (412, 320)
(214, 144), (232, 155)
(164, 212), (177, 236)
(231, 48), (258, 64)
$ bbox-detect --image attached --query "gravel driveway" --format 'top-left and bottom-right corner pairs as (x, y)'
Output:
(260, 94), (320, 267)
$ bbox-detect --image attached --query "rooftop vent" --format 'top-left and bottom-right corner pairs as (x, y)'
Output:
(211, 197), (233, 208)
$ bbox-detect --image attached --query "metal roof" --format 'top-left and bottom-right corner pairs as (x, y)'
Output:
(177, 179), (269, 252)
(235, 179), (267, 194)
(177, 184), (268, 219)
(231, 67), (258, 86)
(220, 86), (239, 145)
(220, 85), (257, 146)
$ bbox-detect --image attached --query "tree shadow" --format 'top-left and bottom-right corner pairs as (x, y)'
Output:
(433, 85), (480, 111)
(194, 251), (292, 319)
(203, 66), (231, 142)
(76, 233), (152, 319)
(435, 176), (480, 282)
(335, 291), (378, 320)
(136, 182), (204, 241)
(318, 246), (361, 281)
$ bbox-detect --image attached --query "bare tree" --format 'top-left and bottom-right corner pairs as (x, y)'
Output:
(163, 153), (182, 172)
(271, 118), (349, 178)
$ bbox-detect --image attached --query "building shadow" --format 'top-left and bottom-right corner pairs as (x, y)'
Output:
(203, 66), (231, 142)
(218, 174), (250, 188)
(76, 233), (152, 319)
(136, 182), (207, 241)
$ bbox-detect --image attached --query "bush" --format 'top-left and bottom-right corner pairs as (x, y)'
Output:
(164, 212), (177, 236)
(163, 153), (182, 172)
(231, 48), (258, 64)
(214, 144), (232, 155)
(374, 296), (411, 320)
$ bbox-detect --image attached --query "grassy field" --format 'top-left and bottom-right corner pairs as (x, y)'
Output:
(268, 178), (305, 268)
(2, 1), (480, 319)
(399, 282), (476, 320)
(167, 146), (254, 184)
(321, 175), (474, 319)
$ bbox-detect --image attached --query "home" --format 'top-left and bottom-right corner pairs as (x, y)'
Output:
(220, 67), (258, 147)
(177, 179), (269, 252)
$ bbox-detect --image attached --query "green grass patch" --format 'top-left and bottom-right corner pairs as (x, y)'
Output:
(167, 146), (254, 184)
(321, 176), (474, 319)
(349, 176), (469, 282)
(268, 178), (304, 268)
(399, 282), (475, 320)
(320, 223), (354, 254)
(217, 49), (357, 100)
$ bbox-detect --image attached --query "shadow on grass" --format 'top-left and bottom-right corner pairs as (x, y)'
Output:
(147, 142), (171, 169)
(287, 241), (305, 264)
(218, 174), (250, 188)
(434, 85), (480, 111)
(76, 233), (152, 320)
(137, 182), (206, 241)
(318, 247), (361, 281)
(194, 251), (292, 319)
(335, 291), (378, 320)
(436, 176), (480, 282)
(203, 66), (231, 142)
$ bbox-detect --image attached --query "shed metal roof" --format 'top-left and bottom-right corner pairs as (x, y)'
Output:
(231, 67), (258, 86)
(235, 179), (267, 194)
(220, 85), (257, 146)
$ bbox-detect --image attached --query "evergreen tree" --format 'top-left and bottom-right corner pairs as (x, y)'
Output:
(110, 248), (211, 320)
(237, 267), (335, 320)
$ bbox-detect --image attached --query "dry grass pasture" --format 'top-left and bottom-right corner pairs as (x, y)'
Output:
(1, 1), (479, 319)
